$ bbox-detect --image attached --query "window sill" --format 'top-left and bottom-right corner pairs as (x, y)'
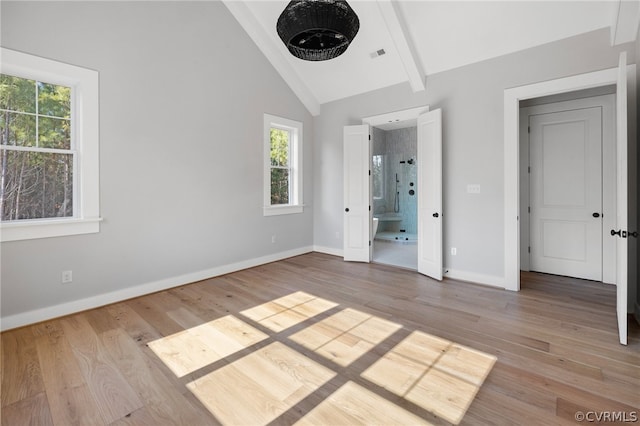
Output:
(1, 217), (102, 242)
(263, 205), (305, 216)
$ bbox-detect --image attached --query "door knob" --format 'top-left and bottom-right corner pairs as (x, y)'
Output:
(592, 212), (601, 218)
(611, 229), (635, 238)
(345, 208), (349, 212)
(432, 212), (439, 218)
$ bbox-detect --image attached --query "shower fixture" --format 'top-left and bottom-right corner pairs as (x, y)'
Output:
(394, 173), (400, 213)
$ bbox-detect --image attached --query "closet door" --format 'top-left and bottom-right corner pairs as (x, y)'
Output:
(614, 52), (628, 345)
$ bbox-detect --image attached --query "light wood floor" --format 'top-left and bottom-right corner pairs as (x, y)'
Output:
(2, 252), (639, 425)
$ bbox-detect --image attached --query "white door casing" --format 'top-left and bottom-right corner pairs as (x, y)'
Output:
(615, 52), (628, 346)
(343, 124), (371, 262)
(529, 107), (603, 281)
(417, 109), (443, 280)
(504, 63), (635, 293)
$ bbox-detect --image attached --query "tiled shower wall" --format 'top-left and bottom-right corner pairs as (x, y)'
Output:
(372, 126), (418, 234)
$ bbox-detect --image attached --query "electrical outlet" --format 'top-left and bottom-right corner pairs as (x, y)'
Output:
(62, 270), (73, 284)
(271, 235), (276, 244)
(451, 247), (457, 256)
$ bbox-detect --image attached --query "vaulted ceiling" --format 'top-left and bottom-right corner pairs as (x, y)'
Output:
(223, 1), (640, 115)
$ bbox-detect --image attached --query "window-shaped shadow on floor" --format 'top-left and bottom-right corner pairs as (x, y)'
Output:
(148, 291), (496, 425)
(147, 315), (267, 377)
(240, 291), (338, 332)
(187, 341), (336, 426)
(289, 307), (402, 367)
(296, 381), (433, 425)
(362, 330), (497, 424)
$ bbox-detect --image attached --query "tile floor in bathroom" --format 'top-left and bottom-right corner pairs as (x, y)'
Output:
(372, 238), (417, 270)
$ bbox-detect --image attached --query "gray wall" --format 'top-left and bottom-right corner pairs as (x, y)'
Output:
(1, 2), (314, 320)
(313, 28), (636, 281)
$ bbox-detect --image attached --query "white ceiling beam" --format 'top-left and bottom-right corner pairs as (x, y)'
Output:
(610, 0), (640, 45)
(221, 0), (321, 116)
(376, 0), (425, 93)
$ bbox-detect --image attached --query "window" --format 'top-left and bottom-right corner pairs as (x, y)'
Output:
(372, 154), (384, 200)
(0, 48), (100, 241)
(263, 114), (303, 216)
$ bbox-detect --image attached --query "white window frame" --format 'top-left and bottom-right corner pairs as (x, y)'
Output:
(1, 48), (101, 242)
(263, 114), (303, 216)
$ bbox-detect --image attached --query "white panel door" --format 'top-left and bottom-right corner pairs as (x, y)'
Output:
(615, 52), (628, 345)
(417, 109), (442, 280)
(343, 125), (371, 262)
(529, 107), (603, 281)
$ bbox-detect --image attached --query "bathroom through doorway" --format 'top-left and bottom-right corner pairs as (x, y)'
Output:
(371, 123), (418, 270)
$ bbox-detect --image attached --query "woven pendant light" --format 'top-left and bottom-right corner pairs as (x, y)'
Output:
(277, 0), (360, 61)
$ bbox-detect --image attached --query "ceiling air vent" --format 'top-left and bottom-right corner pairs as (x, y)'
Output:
(370, 48), (386, 59)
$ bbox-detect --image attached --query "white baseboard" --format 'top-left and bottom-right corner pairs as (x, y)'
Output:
(313, 245), (343, 257)
(1, 246), (314, 332)
(444, 268), (506, 289)
(311, 249), (507, 290)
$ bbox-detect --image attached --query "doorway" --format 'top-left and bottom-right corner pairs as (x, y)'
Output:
(519, 91), (616, 283)
(371, 123), (418, 270)
(505, 54), (636, 345)
(343, 106), (443, 281)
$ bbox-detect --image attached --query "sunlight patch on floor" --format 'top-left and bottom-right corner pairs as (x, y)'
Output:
(149, 292), (497, 425)
(187, 342), (336, 426)
(362, 330), (497, 424)
(289, 308), (402, 367)
(295, 381), (434, 426)
(240, 291), (338, 332)
(147, 315), (267, 377)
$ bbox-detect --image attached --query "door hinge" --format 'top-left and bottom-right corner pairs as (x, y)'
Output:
(369, 205), (371, 211)
(369, 169), (371, 176)
(369, 134), (371, 140)
(528, 206), (530, 213)
(528, 126), (530, 133)
(528, 166), (531, 174)
(528, 246), (530, 253)
(369, 240), (372, 246)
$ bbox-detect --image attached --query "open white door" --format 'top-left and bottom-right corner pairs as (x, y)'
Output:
(343, 124), (370, 262)
(614, 52), (628, 345)
(417, 109), (443, 280)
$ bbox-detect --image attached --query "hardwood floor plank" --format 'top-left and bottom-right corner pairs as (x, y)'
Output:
(124, 297), (183, 337)
(35, 320), (104, 426)
(59, 315), (143, 424)
(1, 327), (45, 407)
(101, 327), (214, 425)
(104, 302), (193, 392)
(1, 391), (54, 426)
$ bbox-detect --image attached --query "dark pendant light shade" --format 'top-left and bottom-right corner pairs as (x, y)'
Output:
(277, 0), (360, 61)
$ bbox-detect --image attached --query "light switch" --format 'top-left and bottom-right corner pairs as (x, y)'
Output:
(467, 184), (481, 194)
